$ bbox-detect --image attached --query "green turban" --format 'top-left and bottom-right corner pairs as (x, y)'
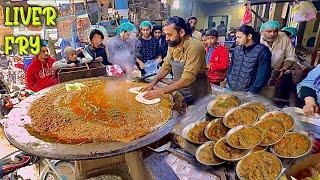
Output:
(115, 22), (137, 35)
(282, 27), (298, 36)
(260, 20), (280, 32)
(140, 20), (152, 29)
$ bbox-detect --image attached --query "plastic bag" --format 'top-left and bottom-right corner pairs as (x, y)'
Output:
(291, 1), (317, 22)
(144, 59), (159, 75)
(241, 2), (252, 25)
(106, 65), (125, 77)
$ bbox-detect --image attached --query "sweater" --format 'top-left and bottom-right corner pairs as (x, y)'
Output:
(84, 45), (111, 66)
(137, 37), (161, 63)
(26, 56), (58, 92)
(206, 44), (229, 85)
(52, 57), (92, 70)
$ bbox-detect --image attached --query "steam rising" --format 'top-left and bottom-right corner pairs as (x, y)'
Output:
(106, 33), (139, 80)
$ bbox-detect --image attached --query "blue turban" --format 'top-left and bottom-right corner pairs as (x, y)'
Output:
(282, 27), (298, 36)
(115, 22), (137, 35)
(140, 21), (152, 29)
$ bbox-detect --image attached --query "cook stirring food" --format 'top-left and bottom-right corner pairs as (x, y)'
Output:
(140, 16), (211, 105)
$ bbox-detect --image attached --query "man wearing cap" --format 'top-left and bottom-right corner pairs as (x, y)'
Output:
(141, 16), (211, 105)
(106, 22), (138, 78)
(26, 41), (58, 92)
(187, 17), (202, 41)
(282, 27), (298, 48)
(136, 20), (162, 75)
(260, 20), (297, 101)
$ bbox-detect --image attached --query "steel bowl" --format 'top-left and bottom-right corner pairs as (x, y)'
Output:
(207, 94), (240, 118)
(270, 132), (312, 159)
(181, 116), (210, 145)
(259, 111), (295, 132)
(204, 118), (228, 141)
(236, 151), (283, 180)
(254, 119), (286, 147)
(240, 101), (267, 116)
(225, 125), (263, 150)
(213, 137), (251, 162)
(223, 105), (259, 129)
(195, 141), (225, 166)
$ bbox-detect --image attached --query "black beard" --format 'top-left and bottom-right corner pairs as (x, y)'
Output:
(167, 37), (181, 47)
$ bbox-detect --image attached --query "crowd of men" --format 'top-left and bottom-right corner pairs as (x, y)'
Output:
(24, 16), (320, 115)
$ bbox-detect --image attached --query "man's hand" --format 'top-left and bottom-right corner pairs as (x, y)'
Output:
(279, 63), (290, 72)
(280, 61), (294, 72)
(276, 65), (290, 81)
(69, 63), (76, 67)
(275, 70), (284, 83)
(143, 89), (165, 100)
(96, 56), (103, 62)
(139, 83), (155, 92)
(303, 97), (319, 116)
